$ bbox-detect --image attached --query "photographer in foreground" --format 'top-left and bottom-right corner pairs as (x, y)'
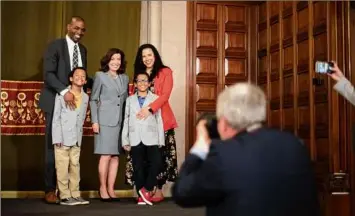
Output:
(328, 62), (355, 105)
(172, 82), (319, 216)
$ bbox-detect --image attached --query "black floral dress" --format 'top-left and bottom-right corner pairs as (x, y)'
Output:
(125, 80), (178, 188)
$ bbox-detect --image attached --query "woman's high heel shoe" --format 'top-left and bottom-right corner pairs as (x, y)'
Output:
(98, 190), (112, 202)
(108, 191), (120, 202)
(109, 195), (120, 202)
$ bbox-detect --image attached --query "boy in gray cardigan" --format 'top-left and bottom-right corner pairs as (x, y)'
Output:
(122, 71), (164, 206)
(52, 67), (89, 206)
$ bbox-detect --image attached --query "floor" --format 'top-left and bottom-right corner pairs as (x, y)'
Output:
(1, 198), (204, 216)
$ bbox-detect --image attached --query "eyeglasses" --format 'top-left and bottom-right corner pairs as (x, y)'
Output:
(136, 79), (149, 83)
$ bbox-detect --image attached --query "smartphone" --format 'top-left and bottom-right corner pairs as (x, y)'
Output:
(315, 61), (334, 74)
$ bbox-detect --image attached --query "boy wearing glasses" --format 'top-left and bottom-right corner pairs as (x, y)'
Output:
(122, 71), (164, 206)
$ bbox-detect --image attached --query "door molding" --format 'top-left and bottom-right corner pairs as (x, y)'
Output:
(185, 1), (195, 155)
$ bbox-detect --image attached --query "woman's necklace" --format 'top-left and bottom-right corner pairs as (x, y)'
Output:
(109, 72), (118, 79)
(146, 69), (152, 76)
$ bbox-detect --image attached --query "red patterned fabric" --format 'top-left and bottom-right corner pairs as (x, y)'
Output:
(1, 80), (134, 136)
(128, 84), (134, 96)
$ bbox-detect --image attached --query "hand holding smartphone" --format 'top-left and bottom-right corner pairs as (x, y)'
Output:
(315, 61), (344, 82)
(315, 61), (334, 74)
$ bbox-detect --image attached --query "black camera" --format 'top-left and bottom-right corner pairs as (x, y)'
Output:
(197, 113), (220, 139)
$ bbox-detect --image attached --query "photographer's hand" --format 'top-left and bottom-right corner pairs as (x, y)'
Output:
(193, 120), (212, 153)
(328, 61), (344, 82)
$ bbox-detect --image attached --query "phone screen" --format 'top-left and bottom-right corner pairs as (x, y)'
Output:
(315, 61), (329, 74)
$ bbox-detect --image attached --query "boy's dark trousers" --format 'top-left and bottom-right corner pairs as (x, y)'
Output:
(131, 142), (162, 194)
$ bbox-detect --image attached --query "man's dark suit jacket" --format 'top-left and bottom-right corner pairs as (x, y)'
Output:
(172, 127), (320, 216)
(39, 38), (93, 114)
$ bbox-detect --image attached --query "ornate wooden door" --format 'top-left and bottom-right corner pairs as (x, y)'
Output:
(186, 1), (257, 150)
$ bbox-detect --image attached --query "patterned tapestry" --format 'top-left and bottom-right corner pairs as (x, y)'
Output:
(1, 80), (134, 136)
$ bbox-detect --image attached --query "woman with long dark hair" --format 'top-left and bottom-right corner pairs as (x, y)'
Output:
(125, 44), (178, 203)
(90, 48), (129, 201)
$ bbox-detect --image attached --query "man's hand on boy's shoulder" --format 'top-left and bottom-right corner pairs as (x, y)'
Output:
(64, 91), (76, 110)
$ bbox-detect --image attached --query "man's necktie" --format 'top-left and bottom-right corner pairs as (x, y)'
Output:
(73, 44), (78, 69)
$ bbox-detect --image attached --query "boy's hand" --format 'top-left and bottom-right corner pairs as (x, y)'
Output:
(137, 107), (151, 120)
(123, 145), (131, 152)
(55, 143), (63, 147)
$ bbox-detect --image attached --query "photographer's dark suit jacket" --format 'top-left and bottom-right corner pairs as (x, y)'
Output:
(172, 127), (319, 216)
(39, 38), (92, 114)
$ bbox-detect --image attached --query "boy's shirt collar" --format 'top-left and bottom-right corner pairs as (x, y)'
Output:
(135, 90), (150, 98)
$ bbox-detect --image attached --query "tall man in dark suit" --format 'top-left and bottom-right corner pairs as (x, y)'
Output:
(172, 83), (319, 216)
(39, 16), (92, 204)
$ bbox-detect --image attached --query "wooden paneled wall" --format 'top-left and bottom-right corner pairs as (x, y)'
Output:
(255, 1), (352, 215)
(257, 1), (331, 152)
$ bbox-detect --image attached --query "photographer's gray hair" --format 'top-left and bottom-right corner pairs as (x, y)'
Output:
(216, 82), (266, 130)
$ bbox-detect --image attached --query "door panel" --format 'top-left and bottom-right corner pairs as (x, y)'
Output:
(186, 1), (252, 148)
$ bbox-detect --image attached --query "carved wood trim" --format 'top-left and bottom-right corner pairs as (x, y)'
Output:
(270, 71), (279, 81)
(196, 76), (218, 84)
(297, 92), (309, 106)
(196, 23), (218, 31)
(225, 25), (247, 33)
(269, 15), (279, 25)
(283, 68), (293, 77)
(225, 51), (247, 59)
(258, 21), (267, 32)
(313, 22), (327, 36)
(297, 31), (309, 43)
(296, 1), (308, 11)
(282, 7), (293, 18)
(283, 95), (294, 108)
(196, 48), (218, 57)
(185, 1), (195, 156)
(282, 37), (293, 48)
(270, 43), (280, 53)
(297, 63), (309, 74)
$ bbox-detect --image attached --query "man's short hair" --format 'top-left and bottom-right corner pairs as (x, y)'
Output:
(68, 16), (85, 24)
(216, 82), (266, 130)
